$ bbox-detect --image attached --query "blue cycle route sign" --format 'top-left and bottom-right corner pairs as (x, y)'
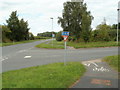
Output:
(62, 32), (69, 36)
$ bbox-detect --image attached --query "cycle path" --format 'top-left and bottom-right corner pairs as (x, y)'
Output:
(71, 59), (119, 88)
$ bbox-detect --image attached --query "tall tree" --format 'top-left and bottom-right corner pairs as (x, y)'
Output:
(58, 1), (93, 42)
(19, 18), (30, 40)
(6, 11), (20, 41)
(6, 11), (30, 41)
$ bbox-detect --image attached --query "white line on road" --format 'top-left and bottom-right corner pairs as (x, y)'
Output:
(24, 56), (32, 59)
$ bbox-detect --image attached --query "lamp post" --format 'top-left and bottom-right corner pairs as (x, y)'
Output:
(117, 1), (120, 44)
(50, 17), (54, 46)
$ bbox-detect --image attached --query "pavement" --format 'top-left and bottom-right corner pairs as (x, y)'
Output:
(1, 40), (118, 72)
(71, 59), (119, 88)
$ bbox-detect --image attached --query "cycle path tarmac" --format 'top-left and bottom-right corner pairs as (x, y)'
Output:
(71, 59), (119, 88)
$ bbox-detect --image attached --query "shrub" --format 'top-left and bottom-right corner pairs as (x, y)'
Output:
(56, 31), (63, 41)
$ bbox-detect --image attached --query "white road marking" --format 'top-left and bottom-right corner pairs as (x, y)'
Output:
(84, 63), (90, 67)
(1, 56), (8, 61)
(92, 67), (109, 72)
(90, 62), (99, 67)
(1, 48), (33, 61)
(83, 62), (98, 67)
(24, 56), (32, 59)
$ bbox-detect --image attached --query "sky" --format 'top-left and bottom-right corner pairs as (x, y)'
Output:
(0, 0), (119, 36)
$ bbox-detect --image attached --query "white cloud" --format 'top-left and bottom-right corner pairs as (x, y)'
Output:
(0, 0), (119, 35)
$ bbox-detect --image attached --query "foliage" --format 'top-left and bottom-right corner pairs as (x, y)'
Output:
(0, 26), (2, 43)
(67, 41), (118, 48)
(37, 32), (57, 37)
(6, 11), (30, 41)
(1, 39), (44, 47)
(92, 24), (111, 41)
(56, 31), (63, 41)
(29, 32), (34, 40)
(1, 25), (12, 43)
(91, 24), (120, 42)
(103, 55), (120, 72)
(58, 1), (93, 42)
(34, 36), (50, 39)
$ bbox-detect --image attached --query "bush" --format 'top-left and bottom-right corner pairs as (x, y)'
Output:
(56, 31), (63, 41)
(34, 36), (50, 39)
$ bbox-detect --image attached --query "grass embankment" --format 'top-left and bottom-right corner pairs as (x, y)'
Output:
(36, 40), (118, 49)
(103, 55), (120, 72)
(36, 40), (64, 49)
(67, 41), (119, 49)
(2, 62), (86, 88)
(0, 39), (46, 47)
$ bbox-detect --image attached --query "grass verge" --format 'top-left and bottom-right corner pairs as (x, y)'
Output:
(103, 55), (120, 72)
(35, 40), (64, 49)
(0, 39), (46, 47)
(36, 40), (119, 49)
(2, 62), (86, 88)
(67, 41), (119, 49)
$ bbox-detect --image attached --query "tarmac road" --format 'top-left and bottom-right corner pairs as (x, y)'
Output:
(1, 39), (118, 72)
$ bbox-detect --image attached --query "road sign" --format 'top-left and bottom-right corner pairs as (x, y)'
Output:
(62, 32), (69, 36)
(62, 36), (68, 41)
(52, 34), (55, 38)
(61, 31), (69, 66)
(62, 32), (69, 41)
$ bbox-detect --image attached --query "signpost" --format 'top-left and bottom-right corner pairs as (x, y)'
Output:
(62, 32), (69, 65)
(52, 33), (55, 46)
(117, 1), (120, 44)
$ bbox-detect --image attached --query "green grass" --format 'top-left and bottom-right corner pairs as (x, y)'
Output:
(0, 39), (45, 47)
(103, 55), (120, 72)
(2, 62), (86, 88)
(36, 40), (64, 49)
(67, 41), (119, 49)
(36, 40), (119, 49)
(0, 74), (1, 89)
(0, 43), (2, 47)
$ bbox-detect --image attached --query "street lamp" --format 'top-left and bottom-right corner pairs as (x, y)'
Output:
(71, 0), (83, 2)
(117, 1), (120, 44)
(50, 17), (54, 46)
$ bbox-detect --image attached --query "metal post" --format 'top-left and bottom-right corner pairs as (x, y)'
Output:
(64, 41), (67, 66)
(117, 9), (119, 45)
(117, 1), (120, 45)
(50, 17), (54, 46)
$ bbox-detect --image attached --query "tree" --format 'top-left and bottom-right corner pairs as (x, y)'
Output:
(56, 31), (63, 41)
(6, 11), (20, 41)
(81, 10), (93, 42)
(37, 32), (57, 37)
(29, 32), (34, 40)
(58, 1), (93, 42)
(93, 24), (111, 41)
(19, 18), (30, 40)
(6, 11), (30, 41)
(2, 25), (12, 42)
(0, 25), (2, 43)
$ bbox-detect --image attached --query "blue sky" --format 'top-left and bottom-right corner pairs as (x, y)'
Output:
(0, 0), (119, 35)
